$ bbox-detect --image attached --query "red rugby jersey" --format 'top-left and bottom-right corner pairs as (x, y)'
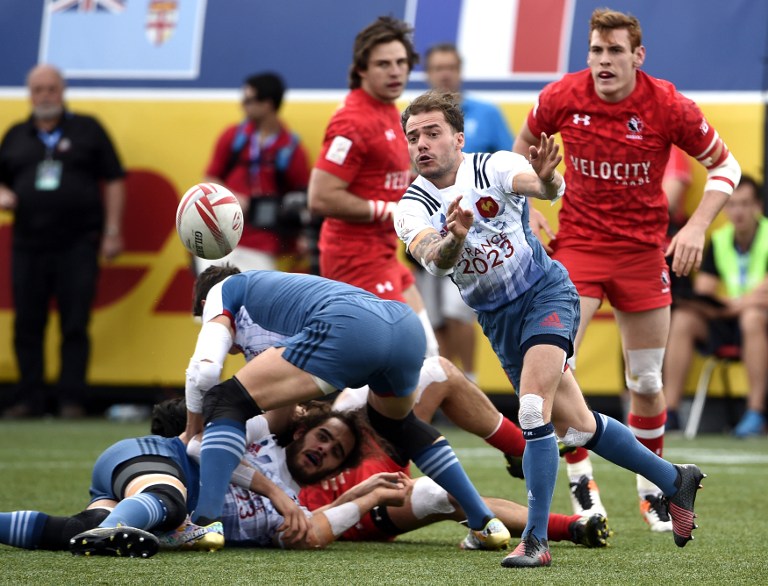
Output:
(315, 89), (411, 255)
(527, 69), (718, 247)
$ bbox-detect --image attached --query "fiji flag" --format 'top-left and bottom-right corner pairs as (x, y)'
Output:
(39, 0), (207, 79)
(411, 0), (575, 81)
(50, 0), (125, 12)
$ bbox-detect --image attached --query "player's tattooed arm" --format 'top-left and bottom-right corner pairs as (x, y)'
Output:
(409, 196), (473, 276)
(412, 231), (463, 271)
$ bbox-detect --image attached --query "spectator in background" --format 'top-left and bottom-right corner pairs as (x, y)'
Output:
(198, 72), (311, 274)
(415, 43), (516, 381)
(664, 176), (768, 438)
(0, 64), (125, 419)
(424, 44), (514, 154)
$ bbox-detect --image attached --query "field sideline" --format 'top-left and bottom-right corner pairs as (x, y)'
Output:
(1, 420), (766, 585)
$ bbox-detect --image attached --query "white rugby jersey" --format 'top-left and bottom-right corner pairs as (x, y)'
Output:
(202, 277), (290, 362)
(221, 423), (309, 547)
(396, 152), (556, 311)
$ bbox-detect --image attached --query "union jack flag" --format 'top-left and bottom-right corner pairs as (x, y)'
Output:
(50, 0), (126, 13)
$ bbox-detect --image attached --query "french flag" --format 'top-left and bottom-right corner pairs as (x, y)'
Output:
(411, 0), (575, 81)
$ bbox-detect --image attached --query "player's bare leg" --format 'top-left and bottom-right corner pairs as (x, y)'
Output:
(378, 479), (609, 548)
(413, 358), (526, 471)
(615, 306), (673, 532)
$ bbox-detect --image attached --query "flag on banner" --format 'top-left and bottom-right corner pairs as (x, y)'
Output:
(39, 0), (207, 79)
(146, 1), (179, 46)
(50, 0), (125, 13)
(411, 0), (575, 81)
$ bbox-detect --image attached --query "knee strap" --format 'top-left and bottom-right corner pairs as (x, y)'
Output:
(145, 485), (188, 532)
(366, 405), (440, 465)
(625, 348), (664, 394)
(202, 376), (262, 425)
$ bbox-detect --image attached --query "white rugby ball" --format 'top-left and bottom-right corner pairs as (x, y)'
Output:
(176, 182), (244, 260)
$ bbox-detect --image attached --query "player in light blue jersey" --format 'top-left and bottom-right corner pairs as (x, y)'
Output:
(184, 266), (509, 551)
(395, 90), (705, 568)
(0, 427), (198, 558)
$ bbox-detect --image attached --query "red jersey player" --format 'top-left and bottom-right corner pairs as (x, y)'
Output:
(514, 8), (740, 531)
(308, 16), (439, 357)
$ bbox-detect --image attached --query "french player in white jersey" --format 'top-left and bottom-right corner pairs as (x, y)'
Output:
(184, 405), (410, 550)
(395, 90), (705, 568)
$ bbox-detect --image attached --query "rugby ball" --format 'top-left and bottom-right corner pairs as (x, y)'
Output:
(176, 183), (244, 260)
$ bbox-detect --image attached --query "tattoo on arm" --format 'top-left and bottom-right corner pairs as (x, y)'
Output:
(412, 231), (463, 270)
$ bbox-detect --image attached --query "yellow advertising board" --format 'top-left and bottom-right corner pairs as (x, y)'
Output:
(0, 94), (762, 396)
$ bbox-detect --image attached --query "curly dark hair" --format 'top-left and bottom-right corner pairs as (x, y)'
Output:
(276, 400), (370, 473)
(192, 264), (241, 317)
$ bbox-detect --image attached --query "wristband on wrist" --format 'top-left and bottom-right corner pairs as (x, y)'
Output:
(368, 200), (396, 223)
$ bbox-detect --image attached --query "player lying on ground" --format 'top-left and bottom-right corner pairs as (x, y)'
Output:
(0, 404), (398, 556)
(153, 397), (611, 551)
(186, 265), (509, 551)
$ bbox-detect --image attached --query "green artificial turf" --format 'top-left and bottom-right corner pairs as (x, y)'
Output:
(1, 420), (766, 585)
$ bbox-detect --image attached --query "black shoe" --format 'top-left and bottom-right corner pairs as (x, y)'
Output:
(70, 526), (159, 558)
(667, 464), (706, 547)
(640, 494), (672, 532)
(501, 533), (552, 568)
(504, 453), (524, 479)
(569, 513), (612, 548)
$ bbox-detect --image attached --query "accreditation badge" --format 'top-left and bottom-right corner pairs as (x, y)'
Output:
(35, 160), (62, 191)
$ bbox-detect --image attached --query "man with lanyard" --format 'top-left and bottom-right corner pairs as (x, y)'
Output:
(199, 72), (310, 274)
(0, 64), (125, 419)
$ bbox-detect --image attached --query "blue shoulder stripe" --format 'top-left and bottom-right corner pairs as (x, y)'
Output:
(403, 184), (440, 214)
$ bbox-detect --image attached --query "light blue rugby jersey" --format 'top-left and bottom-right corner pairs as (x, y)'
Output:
(396, 151), (555, 312)
(202, 271), (384, 360)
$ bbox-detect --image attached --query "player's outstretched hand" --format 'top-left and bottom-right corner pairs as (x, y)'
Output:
(528, 132), (562, 183)
(446, 195), (474, 240)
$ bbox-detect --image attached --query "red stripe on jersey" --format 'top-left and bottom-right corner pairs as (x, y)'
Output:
(512, 0), (567, 73)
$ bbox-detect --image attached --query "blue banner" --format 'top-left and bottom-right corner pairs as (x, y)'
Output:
(39, 0), (207, 78)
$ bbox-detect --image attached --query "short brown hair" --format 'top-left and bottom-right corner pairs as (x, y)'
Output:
(401, 90), (464, 134)
(192, 264), (241, 317)
(424, 43), (461, 70)
(590, 8), (643, 50)
(349, 16), (419, 89)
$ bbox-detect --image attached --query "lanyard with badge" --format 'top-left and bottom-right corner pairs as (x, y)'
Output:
(35, 129), (63, 191)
